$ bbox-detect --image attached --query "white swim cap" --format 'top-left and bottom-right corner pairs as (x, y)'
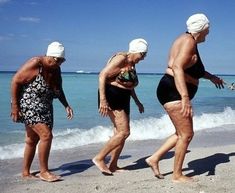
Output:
(46, 41), (65, 58)
(186, 13), (210, 33)
(129, 38), (148, 53)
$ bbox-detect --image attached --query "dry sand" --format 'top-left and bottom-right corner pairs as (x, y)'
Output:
(1, 127), (235, 193)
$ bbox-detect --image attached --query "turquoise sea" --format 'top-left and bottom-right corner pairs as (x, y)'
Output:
(0, 72), (235, 160)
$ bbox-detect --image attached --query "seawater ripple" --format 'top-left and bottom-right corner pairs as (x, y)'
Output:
(1, 107), (235, 160)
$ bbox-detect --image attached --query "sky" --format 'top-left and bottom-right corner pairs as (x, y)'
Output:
(0, 0), (235, 74)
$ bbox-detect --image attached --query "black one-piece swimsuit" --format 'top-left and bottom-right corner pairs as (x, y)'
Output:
(157, 35), (205, 105)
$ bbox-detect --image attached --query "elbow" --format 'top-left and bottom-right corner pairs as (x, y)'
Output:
(11, 78), (19, 90)
(98, 72), (104, 80)
(171, 65), (183, 75)
(11, 75), (23, 87)
(171, 65), (178, 71)
(99, 71), (108, 83)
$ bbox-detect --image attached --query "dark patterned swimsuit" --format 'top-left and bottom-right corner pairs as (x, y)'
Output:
(19, 67), (55, 128)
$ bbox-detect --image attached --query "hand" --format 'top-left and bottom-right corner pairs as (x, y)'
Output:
(227, 82), (235, 90)
(11, 104), (22, 122)
(136, 102), (144, 113)
(99, 100), (111, 117)
(210, 75), (225, 89)
(180, 96), (193, 117)
(66, 106), (73, 120)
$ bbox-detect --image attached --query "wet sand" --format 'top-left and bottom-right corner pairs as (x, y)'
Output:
(1, 127), (235, 193)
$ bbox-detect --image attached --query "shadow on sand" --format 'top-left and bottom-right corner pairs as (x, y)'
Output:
(50, 151), (235, 178)
(51, 155), (131, 177)
(160, 152), (235, 177)
(184, 152), (235, 176)
(123, 151), (175, 171)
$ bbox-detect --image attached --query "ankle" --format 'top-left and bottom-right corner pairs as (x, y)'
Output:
(40, 170), (50, 175)
(146, 156), (159, 164)
(22, 172), (30, 177)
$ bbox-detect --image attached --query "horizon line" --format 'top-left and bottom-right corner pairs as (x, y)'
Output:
(1, 70), (235, 76)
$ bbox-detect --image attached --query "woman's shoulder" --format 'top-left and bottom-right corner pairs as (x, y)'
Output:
(112, 52), (127, 60)
(173, 33), (196, 52)
(17, 56), (40, 71)
(116, 52), (128, 57)
(175, 33), (195, 44)
(13, 57), (42, 83)
(107, 52), (127, 65)
(27, 56), (41, 63)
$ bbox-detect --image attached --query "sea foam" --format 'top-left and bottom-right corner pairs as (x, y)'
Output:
(1, 107), (235, 160)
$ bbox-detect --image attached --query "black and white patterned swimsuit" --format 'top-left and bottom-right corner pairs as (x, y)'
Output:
(19, 67), (55, 129)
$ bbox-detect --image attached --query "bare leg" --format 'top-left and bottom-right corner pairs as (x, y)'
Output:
(93, 110), (130, 174)
(146, 133), (178, 179)
(109, 126), (127, 172)
(109, 142), (125, 172)
(165, 102), (194, 183)
(32, 123), (61, 182)
(22, 126), (39, 178)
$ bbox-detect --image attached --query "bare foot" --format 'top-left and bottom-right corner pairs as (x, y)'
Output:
(172, 175), (194, 183)
(109, 166), (128, 173)
(22, 173), (39, 180)
(92, 157), (113, 175)
(145, 158), (164, 179)
(39, 171), (61, 182)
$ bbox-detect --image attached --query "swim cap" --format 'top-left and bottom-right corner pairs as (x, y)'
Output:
(129, 38), (148, 53)
(46, 41), (65, 58)
(186, 13), (210, 33)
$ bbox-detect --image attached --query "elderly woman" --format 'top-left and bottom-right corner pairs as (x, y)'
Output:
(11, 42), (73, 182)
(93, 38), (148, 175)
(146, 13), (224, 182)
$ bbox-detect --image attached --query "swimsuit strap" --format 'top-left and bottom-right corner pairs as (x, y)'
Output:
(39, 67), (42, 73)
(39, 63), (43, 73)
(186, 31), (196, 40)
(107, 52), (128, 64)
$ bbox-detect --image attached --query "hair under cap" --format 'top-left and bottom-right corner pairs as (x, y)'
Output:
(186, 13), (210, 33)
(129, 38), (148, 53)
(46, 41), (65, 58)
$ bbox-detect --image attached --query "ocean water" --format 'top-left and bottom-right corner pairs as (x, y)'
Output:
(0, 72), (235, 160)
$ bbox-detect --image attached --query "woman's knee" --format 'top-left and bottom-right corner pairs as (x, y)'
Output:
(32, 124), (53, 141)
(40, 131), (53, 141)
(113, 120), (130, 139)
(181, 131), (194, 142)
(117, 130), (130, 140)
(123, 130), (130, 139)
(25, 127), (39, 146)
(25, 136), (39, 147)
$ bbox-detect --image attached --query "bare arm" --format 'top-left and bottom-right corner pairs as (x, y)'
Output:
(98, 54), (126, 116)
(11, 57), (40, 122)
(166, 67), (199, 86)
(56, 68), (73, 119)
(171, 38), (195, 117)
(131, 89), (144, 113)
(203, 71), (225, 89)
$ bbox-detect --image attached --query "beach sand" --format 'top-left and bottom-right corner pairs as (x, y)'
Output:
(1, 127), (235, 193)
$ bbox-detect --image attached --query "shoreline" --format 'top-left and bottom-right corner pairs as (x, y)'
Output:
(1, 127), (235, 193)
